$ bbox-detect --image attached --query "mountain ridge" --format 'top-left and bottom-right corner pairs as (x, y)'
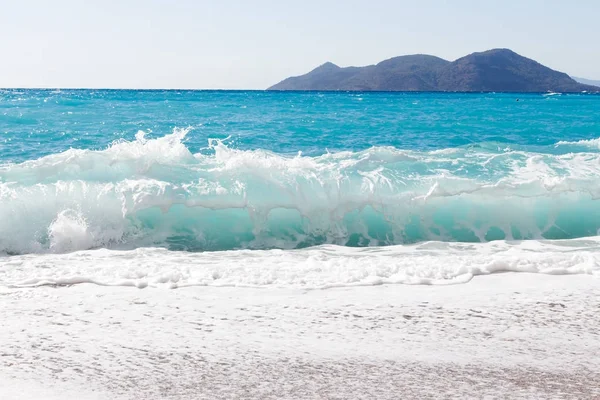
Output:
(269, 49), (599, 92)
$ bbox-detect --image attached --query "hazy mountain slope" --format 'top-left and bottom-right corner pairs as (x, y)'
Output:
(572, 76), (600, 87)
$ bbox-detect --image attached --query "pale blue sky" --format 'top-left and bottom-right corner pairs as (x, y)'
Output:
(1, 0), (598, 89)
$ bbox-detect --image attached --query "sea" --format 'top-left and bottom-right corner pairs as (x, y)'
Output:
(1, 89), (600, 289)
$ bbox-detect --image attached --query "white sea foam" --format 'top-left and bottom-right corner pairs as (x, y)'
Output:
(555, 137), (600, 149)
(1, 238), (598, 289)
(48, 209), (95, 253)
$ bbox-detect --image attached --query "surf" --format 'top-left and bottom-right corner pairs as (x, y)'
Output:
(2, 128), (600, 254)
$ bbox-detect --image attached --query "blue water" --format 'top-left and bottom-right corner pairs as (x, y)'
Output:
(1, 89), (600, 254)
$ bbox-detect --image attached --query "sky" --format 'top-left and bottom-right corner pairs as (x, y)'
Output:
(1, 0), (599, 89)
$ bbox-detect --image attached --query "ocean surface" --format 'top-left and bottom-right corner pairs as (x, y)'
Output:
(1, 89), (600, 288)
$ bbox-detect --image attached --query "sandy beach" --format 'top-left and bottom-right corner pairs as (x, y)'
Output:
(1, 273), (599, 399)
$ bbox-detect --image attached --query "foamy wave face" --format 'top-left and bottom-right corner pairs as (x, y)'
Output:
(2, 129), (600, 254)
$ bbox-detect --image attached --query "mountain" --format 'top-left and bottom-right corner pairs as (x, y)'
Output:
(270, 55), (449, 91)
(269, 49), (599, 92)
(572, 76), (600, 87)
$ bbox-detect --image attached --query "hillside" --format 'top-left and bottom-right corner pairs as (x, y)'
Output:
(269, 49), (599, 92)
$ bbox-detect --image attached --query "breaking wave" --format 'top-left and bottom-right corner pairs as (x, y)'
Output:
(2, 128), (600, 254)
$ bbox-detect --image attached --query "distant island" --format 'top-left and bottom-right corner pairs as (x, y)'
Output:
(268, 49), (599, 92)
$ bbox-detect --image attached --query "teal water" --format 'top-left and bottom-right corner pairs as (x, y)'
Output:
(1, 90), (600, 254)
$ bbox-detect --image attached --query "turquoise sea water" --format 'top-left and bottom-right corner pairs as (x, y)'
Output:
(1, 90), (600, 254)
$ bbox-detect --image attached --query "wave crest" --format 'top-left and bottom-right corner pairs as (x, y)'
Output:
(2, 130), (600, 254)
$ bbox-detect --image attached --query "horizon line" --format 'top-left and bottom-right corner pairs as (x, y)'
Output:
(1, 88), (599, 94)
